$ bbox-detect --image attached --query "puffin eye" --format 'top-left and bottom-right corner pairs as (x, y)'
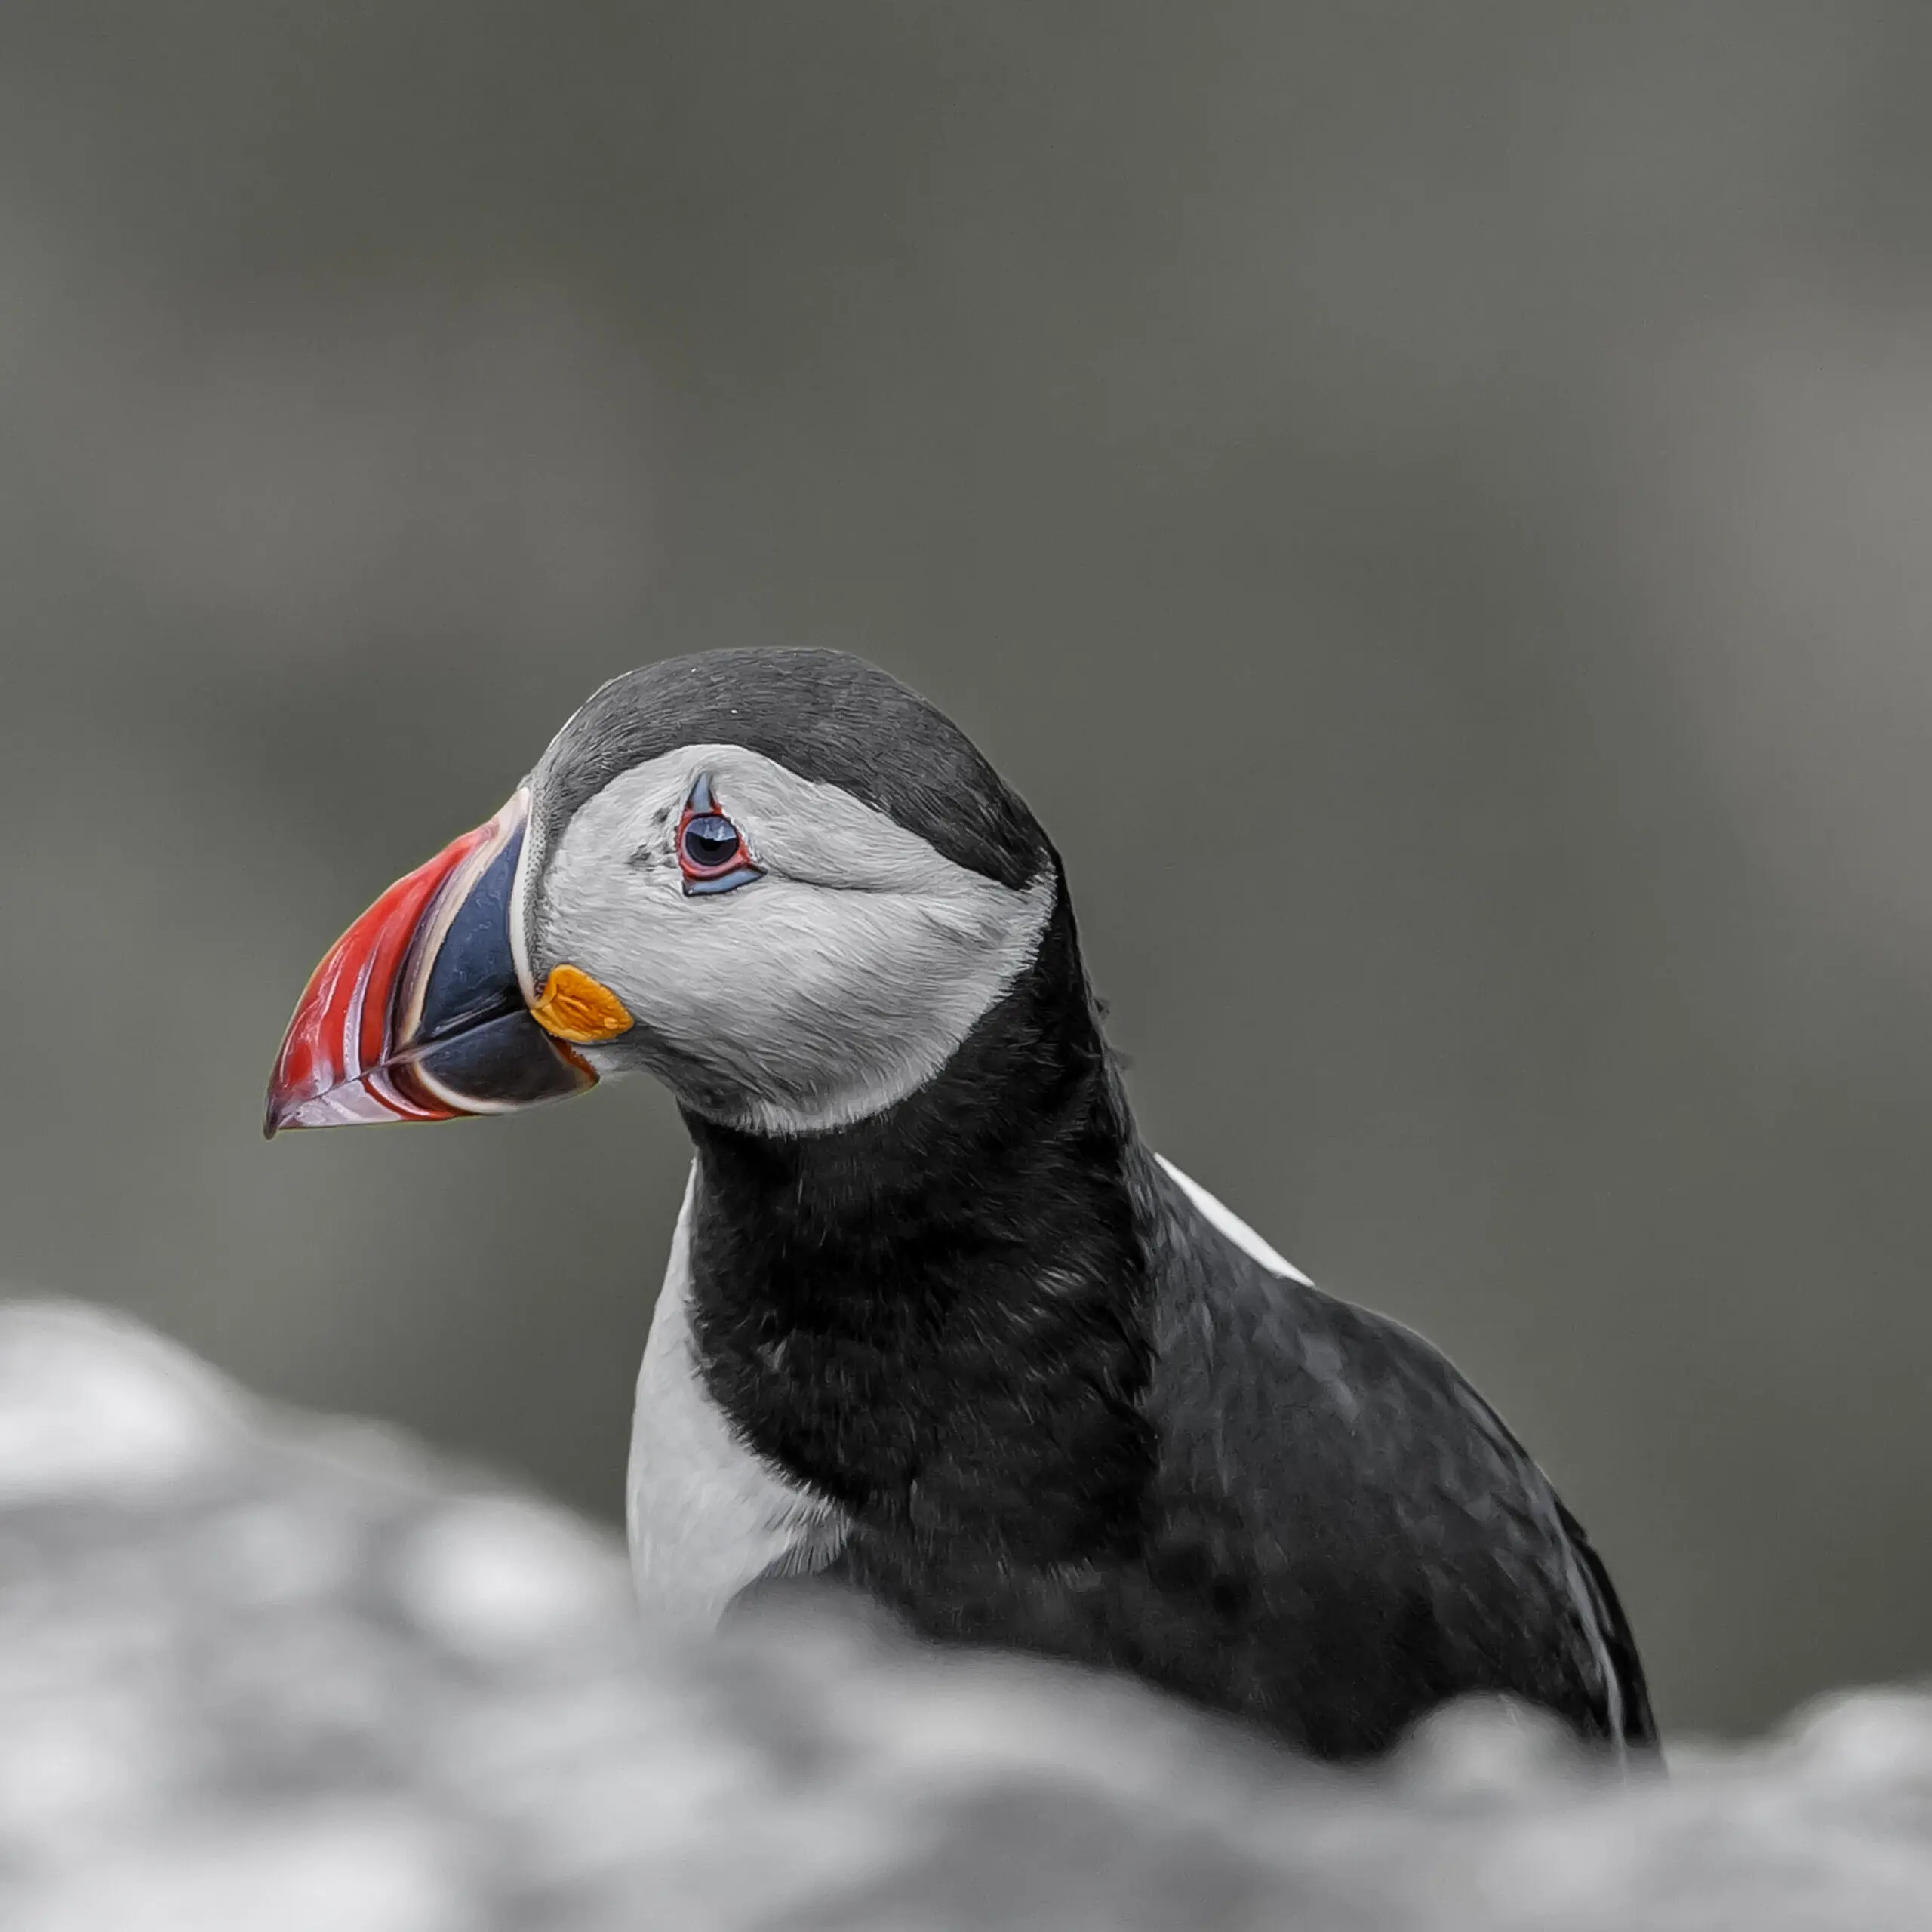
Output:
(676, 781), (761, 895)
(681, 814), (740, 870)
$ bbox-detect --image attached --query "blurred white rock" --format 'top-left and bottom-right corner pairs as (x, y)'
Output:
(2, 1295), (1929, 1931)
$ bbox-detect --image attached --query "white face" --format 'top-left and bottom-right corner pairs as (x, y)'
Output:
(515, 743), (1056, 1135)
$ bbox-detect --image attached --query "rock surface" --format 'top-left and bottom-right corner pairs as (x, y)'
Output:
(2, 1298), (1927, 1930)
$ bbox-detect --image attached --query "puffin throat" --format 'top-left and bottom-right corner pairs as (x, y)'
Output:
(680, 889), (1159, 1564)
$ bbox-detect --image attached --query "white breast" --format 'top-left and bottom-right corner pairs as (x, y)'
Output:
(626, 1168), (847, 1626)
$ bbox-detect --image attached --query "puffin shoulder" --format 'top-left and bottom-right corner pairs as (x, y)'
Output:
(1130, 1148), (1653, 1749)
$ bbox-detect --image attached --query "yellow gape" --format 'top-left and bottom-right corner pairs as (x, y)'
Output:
(529, 963), (635, 1044)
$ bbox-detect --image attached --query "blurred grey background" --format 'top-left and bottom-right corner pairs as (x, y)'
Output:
(2, 2), (1928, 1740)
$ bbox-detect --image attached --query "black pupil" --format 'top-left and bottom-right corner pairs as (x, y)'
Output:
(682, 814), (740, 869)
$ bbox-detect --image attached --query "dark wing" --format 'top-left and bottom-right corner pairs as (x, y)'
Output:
(1556, 1497), (1659, 1751)
(1131, 1152), (1657, 1761)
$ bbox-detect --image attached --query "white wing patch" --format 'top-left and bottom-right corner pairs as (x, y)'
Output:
(1155, 1155), (1315, 1287)
(627, 1168), (846, 1626)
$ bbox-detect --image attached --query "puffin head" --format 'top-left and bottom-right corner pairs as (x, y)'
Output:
(265, 650), (1058, 1138)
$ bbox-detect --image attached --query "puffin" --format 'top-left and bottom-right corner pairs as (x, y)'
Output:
(266, 649), (1654, 1763)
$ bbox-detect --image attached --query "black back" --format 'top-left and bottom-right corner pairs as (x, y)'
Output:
(1128, 1154), (1657, 1758)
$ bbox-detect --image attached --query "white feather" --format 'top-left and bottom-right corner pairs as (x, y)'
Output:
(627, 1169), (847, 1626)
(1155, 1154), (1315, 1287)
(536, 744), (1054, 1135)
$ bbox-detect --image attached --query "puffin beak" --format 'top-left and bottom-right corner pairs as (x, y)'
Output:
(264, 789), (602, 1134)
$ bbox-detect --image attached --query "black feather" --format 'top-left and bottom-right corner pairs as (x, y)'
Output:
(679, 854), (1655, 1762)
(534, 651), (1042, 889)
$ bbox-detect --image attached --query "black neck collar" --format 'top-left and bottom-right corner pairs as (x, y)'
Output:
(679, 882), (1159, 1566)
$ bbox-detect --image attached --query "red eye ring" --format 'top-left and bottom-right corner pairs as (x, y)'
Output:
(676, 779), (761, 895)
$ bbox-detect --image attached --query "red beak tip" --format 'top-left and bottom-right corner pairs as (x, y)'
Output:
(263, 791), (586, 1139)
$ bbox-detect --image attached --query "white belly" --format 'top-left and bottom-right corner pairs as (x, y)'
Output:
(626, 1168), (846, 1626)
